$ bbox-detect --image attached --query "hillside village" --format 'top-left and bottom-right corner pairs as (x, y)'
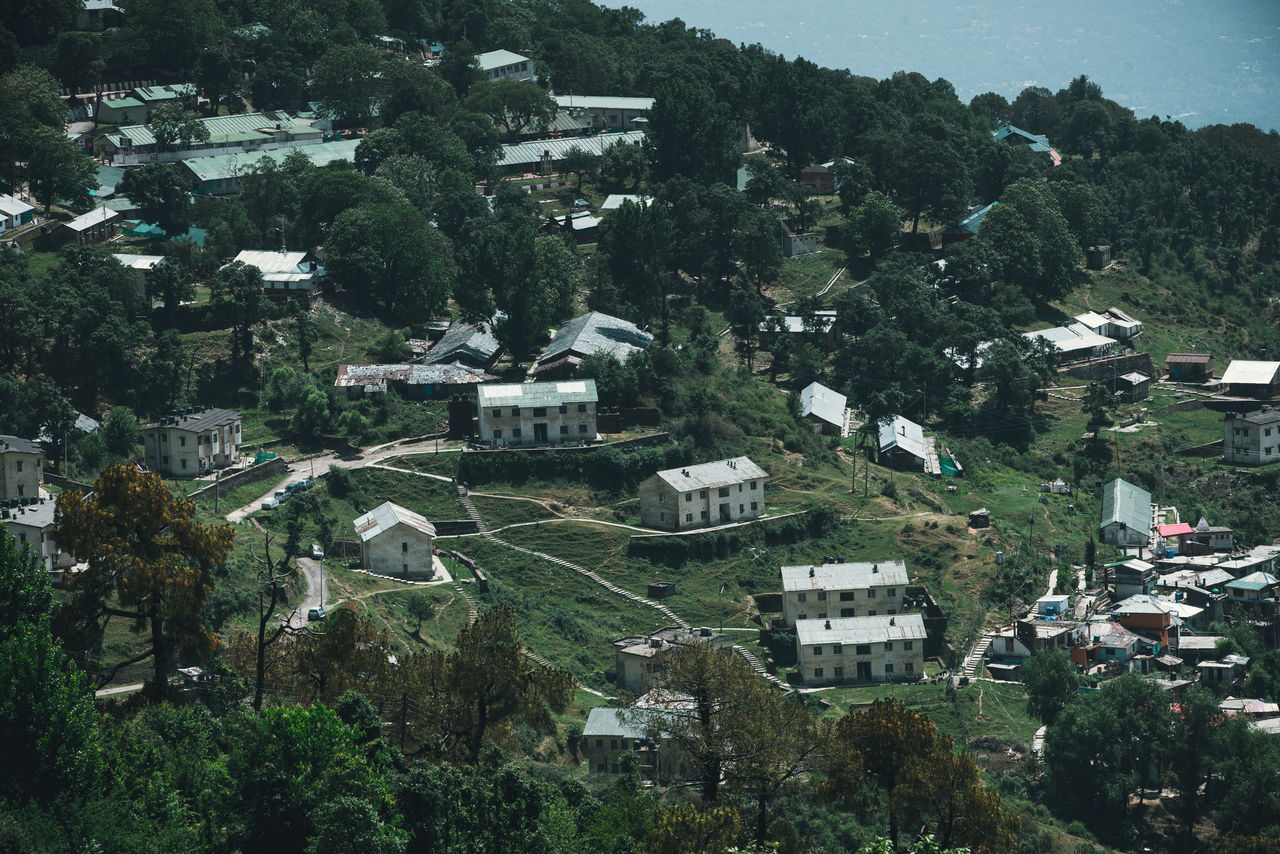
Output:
(2, 1), (1280, 852)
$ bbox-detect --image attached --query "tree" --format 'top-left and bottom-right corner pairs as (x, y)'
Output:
(743, 158), (785, 206)
(53, 31), (104, 92)
(26, 126), (96, 211)
(293, 298), (314, 372)
(463, 78), (556, 139)
(55, 464), (234, 697)
(648, 78), (741, 185)
(846, 190), (903, 260)
(560, 145), (599, 189)
(599, 139), (648, 189)
(118, 163), (192, 235)
(250, 45), (308, 112)
(149, 103), (210, 151)
(406, 593), (435, 636)
(247, 533), (295, 711)
(890, 116), (971, 236)
(495, 234), (579, 361)
(1081, 381), (1118, 434)
(0, 65), (65, 191)
(978, 178), (1082, 304)
(210, 261), (264, 363)
(1022, 648), (1078, 724)
(313, 43), (387, 123)
(115, 0), (224, 74)
(196, 45), (242, 115)
(99, 406), (140, 457)
(149, 256), (195, 324)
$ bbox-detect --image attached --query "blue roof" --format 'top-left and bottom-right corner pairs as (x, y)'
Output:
(958, 201), (997, 234)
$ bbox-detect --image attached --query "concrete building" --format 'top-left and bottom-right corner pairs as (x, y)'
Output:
(554, 95), (653, 131)
(1, 498), (71, 574)
(111, 253), (166, 301)
(582, 706), (685, 782)
(1164, 353), (1212, 383)
(798, 158), (854, 195)
(98, 111), (324, 166)
(1109, 558), (1157, 598)
(143, 408), (241, 477)
(780, 220), (817, 257)
(612, 626), (734, 694)
(352, 501), (437, 579)
(229, 250), (319, 294)
(63, 207), (118, 246)
(1223, 407), (1280, 465)
(798, 381), (847, 435)
(878, 415), (927, 470)
(1100, 477), (1151, 550)
(638, 457), (768, 531)
(780, 560), (911, 626)
(0, 436), (42, 500)
(0, 193), (35, 232)
(529, 311), (652, 379)
(1221, 360), (1280, 398)
(795, 614), (926, 685)
(475, 380), (598, 447)
(477, 49), (535, 82)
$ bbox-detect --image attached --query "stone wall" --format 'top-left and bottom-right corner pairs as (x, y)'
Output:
(188, 456), (288, 500)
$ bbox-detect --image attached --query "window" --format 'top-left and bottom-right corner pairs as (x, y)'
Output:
(905, 662), (914, 673)
(533, 407), (546, 417)
(856, 644), (871, 655)
(180, 459), (186, 469)
(611, 739), (618, 749)
(832, 643), (843, 655)
(867, 609), (876, 616)
(817, 591), (827, 601)
(739, 504), (745, 513)
(560, 425), (568, 435)
(610, 763), (618, 774)
(750, 480), (758, 489)
(818, 611), (827, 619)
(685, 513), (692, 522)
(1005, 639), (1014, 652)
(578, 424), (588, 433)
(578, 404), (587, 412)
(840, 592), (855, 601)
(700, 490), (707, 499)
(179, 436), (186, 446)
(841, 608), (855, 617)
(888, 588), (897, 598)
(884, 642), (893, 651)
(798, 613), (807, 620)
(558, 405), (567, 414)
(888, 609), (897, 615)
(700, 510), (707, 520)
(738, 483), (743, 492)
(493, 409), (502, 418)
(797, 592), (807, 603)
(813, 646), (823, 656)
(659, 512), (664, 522)
(620, 739), (628, 750)
(512, 428), (522, 438)
(685, 493), (692, 502)
(14, 460), (20, 471)
(595, 738), (603, 748)
(885, 663), (894, 674)
(511, 407), (520, 416)
(867, 589), (876, 598)
(750, 501), (758, 511)
(403, 563), (408, 574)
(718, 487), (729, 498)
(402, 542), (408, 553)
(597, 763), (606, 772)
(813, 667), (824, 679)
(493, 429), (502, 439)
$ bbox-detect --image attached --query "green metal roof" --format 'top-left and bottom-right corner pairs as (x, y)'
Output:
(132, 84), (196, 102)
(1100, 477), (1151, 537)
(101, 97), (145, 111)
(182, 139), (360, 185)
(105, 112), (317, 149)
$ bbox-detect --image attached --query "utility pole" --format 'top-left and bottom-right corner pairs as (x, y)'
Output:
(719, 583), (725, 632)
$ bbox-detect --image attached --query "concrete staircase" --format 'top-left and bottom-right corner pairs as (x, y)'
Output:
(457, 487), (489, 536)
(733, 644), (791, 691)
(963, 633), (994, 678)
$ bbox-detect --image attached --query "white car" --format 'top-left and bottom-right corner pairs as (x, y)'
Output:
(309, 543), (324, 560)
(260, 497), (279, 510)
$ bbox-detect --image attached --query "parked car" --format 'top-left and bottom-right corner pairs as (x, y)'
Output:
(307, 606), (325, 621)
(274, 489), (288, 502)
(260, 497), (279, 510)
(309, 543), (324, 559)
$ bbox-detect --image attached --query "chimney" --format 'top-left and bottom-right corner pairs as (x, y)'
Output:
(700, 627), (712, 637)
(872, 563), (878, 573)
(809, 567), (815, 577)
(890, 617), (896, 626)
(824, 620), (831, 630)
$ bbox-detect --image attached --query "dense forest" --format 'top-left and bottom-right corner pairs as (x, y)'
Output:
(2, 0), (1280, 851)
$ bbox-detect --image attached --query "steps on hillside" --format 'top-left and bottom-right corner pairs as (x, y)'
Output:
(963, 633), (994, 678)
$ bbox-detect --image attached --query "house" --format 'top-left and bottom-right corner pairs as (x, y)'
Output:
(1111, 595), (1181, 651)
(1199, 657), (1249, 685)
(1221, 360), (1280, 398)
(476, 49), (535, 82)
(780, 560), (911, 626)
(798, 381), (847, 435)
(1164, 353), (1212, 383)
(352, 501), (437, 579)
(1156, 522), (1196, 556)
(0, 194), (35, 232)
(111, 253), (166, 301)
(496, 132), (646, 176)
(1224, 571), (1280, 616)
(1083, 621), (1142, 668)
(1100, 478), (1152, 550)
(1, 498), (71, 575)
(599, 194), (652, 211)
(780, 220), (817, 257)
(1109, 557), (1157, 598)
(97, 111), (324, 166)
(1175, 635), (1224, 664)
(1191, 516), (1234, 552)
(475, 380), (598, 447)
(0, 436), (42, 500)
(181, 139), (361, 194)
(424, 319), (503, 371)
(529, 311), (652, 379)
(798, 158), (854, 195)
(988, 618), (1084, 676)
(1223, 407), (1280, 465)
(554, 95), (653, 131)
(878, 415), (927, 470)
(613, 626), (734, 694)
(582, 706), (685, 782)
(1072, 308), (1143, 345)
(229, 250), (319, 294)
(1085, 245), (1111, 269)
(756, 311), (838, 350)
(1114, 371), (1151, 403)
(946, 201), (998, 243)
(638, 457), (768, 531)
(795, 614), (926, 685)
(552, 210), (602, 244)
(1023, 324), (1117, 364)
(130, 84), (198, 118)
(62, 207), (118, 246)
(143, 408), (241, 477)
(76, 0), (122, 30)
(992, 124), (1062, 165)
(1037, 594), (1071, 616)
(334, 363), (497, 399)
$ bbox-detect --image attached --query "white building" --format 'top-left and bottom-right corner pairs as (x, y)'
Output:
(798, 381), (847, 435)
(2, 498), (72, 574)
(0, 436), (42, 500)
(554, 95), (653, 131)
(112, 253), (166, 301)
(638, 458), (768, 531)
(0, 193), (34, 232)
(477, 49), (535, 82)
(143, 408), (241, 477)
(878, 415), (927, 469)
(353, 501), (437, 579)
(795, 614), (927, 685)
(781, 560), (911, 626)
(475, 380), (598, 447)
(229, 250), (319, 294)
(1223, 407), (1280, 466)
(612, 626), (734, 694)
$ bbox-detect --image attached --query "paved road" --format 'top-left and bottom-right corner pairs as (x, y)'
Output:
(287, 556), (326, 628)
(95, 682), (144, 698)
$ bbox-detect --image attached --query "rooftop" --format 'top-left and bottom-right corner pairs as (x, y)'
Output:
(781, 560), (910, 593)
(148, 407), (240, 432)
(499, 131), (646, 168)
(0, 435), (41, 455)
(182, 139), (361, 183)
(535, 311), (652, 368)
(1100, 478), (1152, 539)
(66, 207), (118, 231)
(1165, 352), (1211, 365)
(582, 706), (678, 739)
(652, 457), (768, 492)
(878, 415), (926, 460)
(1221, 360), (1280, 387)
(132, 83), (196, 102)
(1, 497), (57, 528)
(232, 250), (309, 274)
(352, 501), (436, 542)
(1024, 323), (1116, 355)
(1227, 571), (1279, 591)
(599, 194), (652, 211)
(111, 253), (165, 271)
(476, 380), (598, 409)
(104, 111), (318, 150)
(553, 94), (654, 112)
(334, 363), (497, 390)
(1226, 406), (1280, 425)
(799, 381), (847, 428)
(795, 614), (927, 646)
(476, 49), (531, 71)
(423, 319), (502, 366)
(0, 193), (34, 217)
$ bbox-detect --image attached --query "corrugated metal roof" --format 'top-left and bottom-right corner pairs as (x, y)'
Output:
(653, 457), (768, 492)
(0, 194), (33, 217)
(112, 253), (165, 271)
(105, 111), (316, 149)
(183, 139), (360, 183)
(1100, 478), (1151, 538)
(600, 194), (652, 210)
(148, 407), (240, 432)
(424, 320), (502, 366)
(352, 501), (437, 542)
(477, 49), (530, 71)
(334, 363), (496, 389)
(1222, 360), (1280, 387)
(132, 84), (196, 102)
(1023, 324), (1117, 355)
(582, 706), (680, 739)
(878, 415), (926, 459)
(536, 311), (652, 367)
(554, 95), (654, 112)
(799, 381), (846, 428)
(1165, 352), (1211, 365)
(499, 131), (646, 169)
(958, 201), (997, 234)
(233, 250), (307, 274)
(1157, 522), (1194, 537)
(66, 207), (118, 231)
(0, 435), (40, 455)
(795, 614), (926, 646)
(781, 560), (910, 593)
(476, 380), (598, 409)
(1228, 571), (1279, 590)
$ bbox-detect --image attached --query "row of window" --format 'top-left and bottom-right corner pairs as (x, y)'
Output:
(661, 501), (759, 523)
(812, 662), (914, 679)
(1232, 426), (1275, 437)
(797, 588), (897, 603)
(796, 608), (899, 620)
(492, 424), (589, 439)
(808, 640), (913, 656)
(668, 481), (759, 503)
(490, 404), (589, 418)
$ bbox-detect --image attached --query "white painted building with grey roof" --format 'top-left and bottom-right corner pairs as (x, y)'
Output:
(780, 560), (911, 626)
(0, 436), (42, 501)
(1, 497), (71, 574)
(353, 501), (437, 579)
(799, 381), (847, 435)
(638, 457), (768, 531)
(476, 49), (534, 82)
(143, 408), (241, 477)
(1223, 406), (1280, 465)
(795, 614), (926, 685)
(475, 380), (598, 447)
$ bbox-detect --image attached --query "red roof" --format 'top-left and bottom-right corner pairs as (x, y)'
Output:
(1158, 522), (1194, 537)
